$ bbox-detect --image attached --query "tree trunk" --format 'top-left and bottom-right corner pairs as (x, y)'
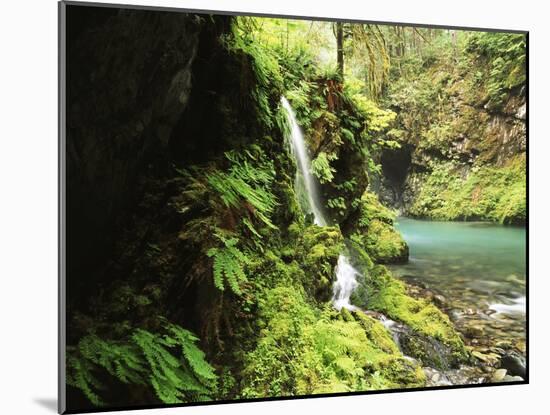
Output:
(336, 22), (344, 80)
(451, 30), (457, 61)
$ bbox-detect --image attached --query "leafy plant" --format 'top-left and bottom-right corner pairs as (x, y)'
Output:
(207, 234), (251, 295)
(409, 155), (526, 224)
(207, 151), (279, 231)
(311, 152), (337, 184)
(67, 323), (217, 406)
(466, 32), (526, 107)
(327, 197), (347, 217)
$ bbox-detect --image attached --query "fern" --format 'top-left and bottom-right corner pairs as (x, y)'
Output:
(79, 335), (146, 385)
(175, 149), (277, 293)
(206, 151), (278, 230)
(207, 234), (250, 295)
(132, 328), (210, 403)
(67, 351), (105, 406)
(166, 325), (217, 383)
(310, 152), (337, 184)
(67, 323), (217, 406)
(224, 17), (284, 128)
(177, 149), (278, 237)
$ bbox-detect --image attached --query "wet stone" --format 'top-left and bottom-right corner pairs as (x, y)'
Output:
(491, 368), (507, 382)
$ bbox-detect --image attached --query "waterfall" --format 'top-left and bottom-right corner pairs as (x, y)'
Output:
(280, 97), (327, 226)
(332, 256), (359, 311)
(281, 96), (361, 311)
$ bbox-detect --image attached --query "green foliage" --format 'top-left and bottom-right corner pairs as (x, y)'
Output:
(362, 220), (409, 263)
(225, 17), (284, 128)
(285, 81), (314, 120)
(207, 234), (250, 295)
(384, 29), (526, 226)
(206, 150), (279, 231)
(240, 287), (317, 398)
(321, 64), (342, 82)
(67, 18), (525, 408)
(67, 323), (217, 406)
(240, 287), (425, 398)
(350, 93), (396, 133)
(176, 146), (279, 275)
(310, 152), (337, 184)
(410, 155), (526, 224)
(347, 25), (391, 99)
(419, 122), (453, 152)
(351, 192), (408, 263)
(364, 266), (468, 362)
(300, 225), (343, 301)
(327, 197), (347, 217)
(466, 33), (526, 108)
(356, 192), (395, 227)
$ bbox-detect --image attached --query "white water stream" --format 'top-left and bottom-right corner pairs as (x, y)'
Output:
(281, 97), (361, 310)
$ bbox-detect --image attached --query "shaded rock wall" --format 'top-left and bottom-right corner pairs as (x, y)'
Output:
(376, 89), (526, 215)
(66, 5), (201, 302)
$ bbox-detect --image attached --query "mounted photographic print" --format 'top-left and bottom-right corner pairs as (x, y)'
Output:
(59, 1), (528, 413)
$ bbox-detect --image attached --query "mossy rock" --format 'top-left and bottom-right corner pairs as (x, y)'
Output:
(399, 328), (465, 370)
(409, 154), (526, 225)
(241, 287), (427, 398)
(362, 219), (409, 264)
(349, 192), (409, 264)
(361, 266), (469, 365)
(375, 356), (426, 389)
(299, 225), (344, 302)
(353, 311), (400, 355)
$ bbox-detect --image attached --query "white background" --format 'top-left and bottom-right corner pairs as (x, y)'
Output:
(0, 0), (546, 413)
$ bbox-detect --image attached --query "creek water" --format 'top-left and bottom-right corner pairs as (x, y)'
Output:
(281, 97), (361, 310)
(390, 217), (526, 356)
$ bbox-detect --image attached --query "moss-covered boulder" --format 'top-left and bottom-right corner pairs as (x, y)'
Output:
(363, 266), (469, 367)
(299, 225), (344, 302)
(240, 287), (426, 398)
(399, 330), (463, 370)
(348, 192), (408, 264)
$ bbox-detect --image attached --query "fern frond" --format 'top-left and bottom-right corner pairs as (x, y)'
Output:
(68, 323), (218, 406)
(207, 234), (250, 295)
(205, 150), (279, 230)
(67, 353), (105, 406)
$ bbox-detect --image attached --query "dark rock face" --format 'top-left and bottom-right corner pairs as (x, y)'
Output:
(66, 6), (202, 301)
(376, 91), (526, 213)
(399, 327), (463, 370)
(499, 353), (526, 378)
(375, 144), (413, 210)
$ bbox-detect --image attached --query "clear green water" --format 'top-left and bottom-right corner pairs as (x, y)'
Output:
(390, 217), (526, 351)
(392, 217), (526, 300)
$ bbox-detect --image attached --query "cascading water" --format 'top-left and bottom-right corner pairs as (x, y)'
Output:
(332, 256), (359, 311)
(281, 96), (361, 310)
(280, 97), (327, 226)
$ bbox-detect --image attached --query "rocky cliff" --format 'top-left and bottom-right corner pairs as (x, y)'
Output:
(375, 33), (526, 224)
